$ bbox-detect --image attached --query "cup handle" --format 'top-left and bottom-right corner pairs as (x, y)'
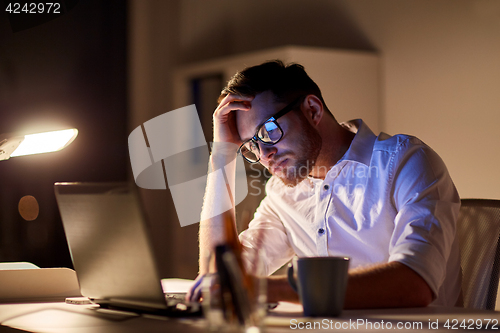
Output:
(287, 263), (298, 292)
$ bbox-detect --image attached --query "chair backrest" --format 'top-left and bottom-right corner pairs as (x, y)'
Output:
(457, 199), (500, 310)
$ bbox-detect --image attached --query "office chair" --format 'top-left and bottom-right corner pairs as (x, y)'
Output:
(457, 199), (500, 310)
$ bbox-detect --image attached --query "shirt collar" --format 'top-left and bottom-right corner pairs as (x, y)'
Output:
(338, 119), (377, 167)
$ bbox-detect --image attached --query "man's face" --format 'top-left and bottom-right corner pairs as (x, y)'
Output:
(236, 91), (322, 187)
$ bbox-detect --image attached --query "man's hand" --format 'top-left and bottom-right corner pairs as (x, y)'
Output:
(213, 94), (253, 144)
(186, 274), (204, 302)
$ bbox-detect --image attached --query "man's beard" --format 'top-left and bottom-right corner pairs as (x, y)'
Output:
(270, 120), (322, 187)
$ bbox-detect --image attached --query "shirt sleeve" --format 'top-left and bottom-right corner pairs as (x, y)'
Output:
(238, 180), (296, 276)
(388, 137), (460, 299)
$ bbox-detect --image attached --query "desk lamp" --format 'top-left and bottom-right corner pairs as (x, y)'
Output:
(0, 128), (78, 161)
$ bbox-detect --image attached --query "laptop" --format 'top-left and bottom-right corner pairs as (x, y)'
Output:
(54, 182), (200, 317)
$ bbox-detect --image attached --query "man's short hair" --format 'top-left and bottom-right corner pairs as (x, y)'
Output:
(219, 60), (329, 112)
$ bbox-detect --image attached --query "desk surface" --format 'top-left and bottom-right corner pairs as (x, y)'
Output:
(1, 301), (499, 332)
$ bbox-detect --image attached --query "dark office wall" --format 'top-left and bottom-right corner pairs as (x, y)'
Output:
(176, 0), (375, 65)
(0, 0), (128, 267)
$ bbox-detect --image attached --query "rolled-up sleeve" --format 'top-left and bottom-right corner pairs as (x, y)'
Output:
(388, 138), (460, 298)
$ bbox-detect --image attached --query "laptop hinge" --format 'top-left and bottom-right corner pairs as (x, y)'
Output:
(97, 298), (167, 311)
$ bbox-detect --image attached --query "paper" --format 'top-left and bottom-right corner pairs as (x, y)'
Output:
(0, 267), (81, 303)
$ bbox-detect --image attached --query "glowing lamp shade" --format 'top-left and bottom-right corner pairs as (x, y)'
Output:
(10, 129), (78, 157)
(8, 129), (78, 158)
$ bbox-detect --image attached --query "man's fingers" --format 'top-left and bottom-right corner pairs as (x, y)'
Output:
(191, 284), (202, 302)
(219, 93), (253, 107)
(186, 274), (205, 302)
(216, 94), (253, 115)
(212, 94), (254, 145)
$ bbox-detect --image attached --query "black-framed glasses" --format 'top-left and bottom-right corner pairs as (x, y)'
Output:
(237, 96), (304, 163)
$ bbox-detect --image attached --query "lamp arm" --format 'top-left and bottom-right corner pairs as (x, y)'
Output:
(0, 135), (25, 161)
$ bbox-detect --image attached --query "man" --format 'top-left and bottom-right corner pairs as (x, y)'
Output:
(189, 60), (461, 308)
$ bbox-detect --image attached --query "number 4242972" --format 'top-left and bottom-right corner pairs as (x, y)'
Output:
(5, 3), (61, 14)
(444, 318), (498, 330)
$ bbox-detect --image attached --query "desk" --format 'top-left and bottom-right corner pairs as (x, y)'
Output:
(1, 302), (499, 332)
(268, 303), (500, 332)
(0, 302), (206, 333)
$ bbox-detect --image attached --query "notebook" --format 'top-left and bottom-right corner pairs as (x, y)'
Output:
(54, 182), (200, 316)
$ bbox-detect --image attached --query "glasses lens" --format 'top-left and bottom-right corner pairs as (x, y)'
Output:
(240, 141), (260, 163)
(258, 121), (282, 143)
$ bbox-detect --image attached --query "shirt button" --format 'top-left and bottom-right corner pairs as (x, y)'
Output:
(318, 228), (325, 234)
(323, 185), (330, 191)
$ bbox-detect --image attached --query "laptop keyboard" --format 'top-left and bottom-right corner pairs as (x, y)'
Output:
(165, 293), (202, 316)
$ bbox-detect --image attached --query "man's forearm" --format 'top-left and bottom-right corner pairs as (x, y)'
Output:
(198, 145), (239, 274)
(344, 261), (433, 308)
(266, 262), (433, 308)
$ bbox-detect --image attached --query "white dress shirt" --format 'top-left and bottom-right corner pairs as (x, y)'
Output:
(239, 119), (461, 306)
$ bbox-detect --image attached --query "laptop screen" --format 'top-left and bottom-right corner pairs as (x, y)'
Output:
(55, 182), (167, 310)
